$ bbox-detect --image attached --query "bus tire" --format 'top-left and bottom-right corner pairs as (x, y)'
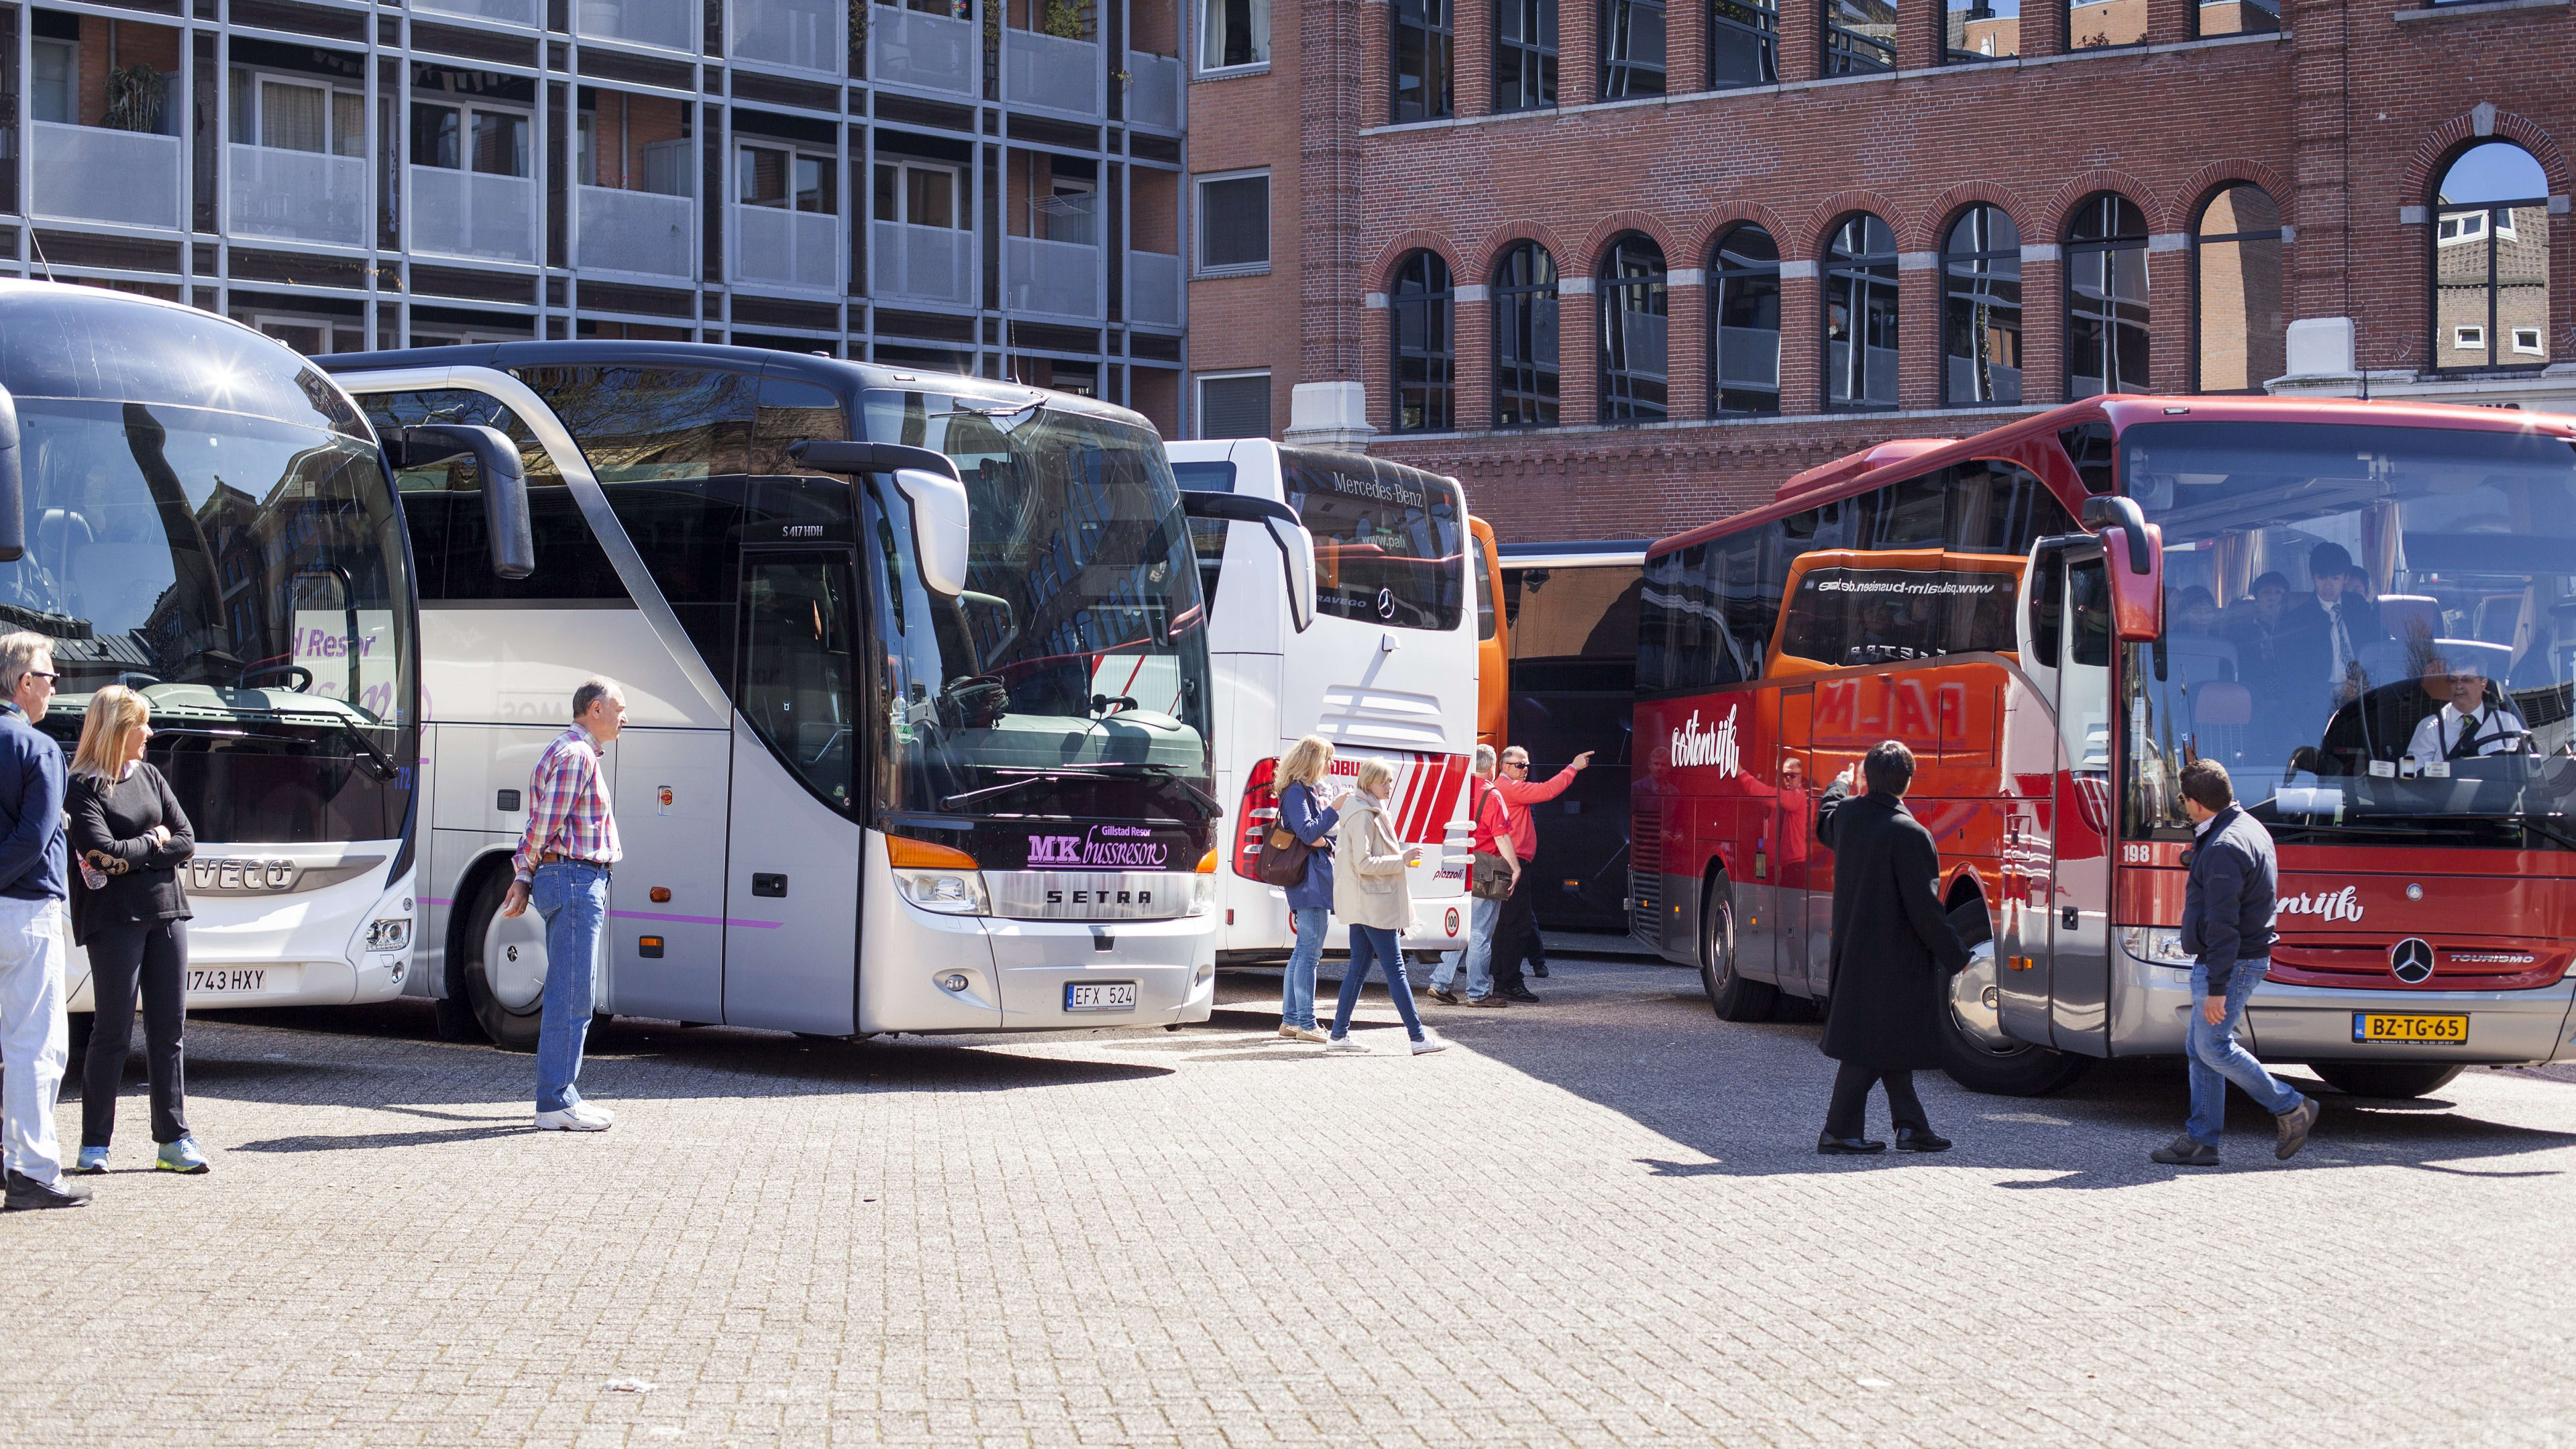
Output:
(1699, 882), (1775, 1022)
(432, 992), (482, 1044)
(2308, 1062), (2463, 1099)
(460, 869), (546, 1053)
(1935, 898), (2092, 1097)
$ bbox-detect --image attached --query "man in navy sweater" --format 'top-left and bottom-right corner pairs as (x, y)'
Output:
(0, 629), (82, 1209)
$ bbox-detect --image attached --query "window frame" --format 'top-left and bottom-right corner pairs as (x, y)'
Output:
(1392, 0), (1457, 122)
(1390, 250), (1458, 433)
(2064, 0), (2147, 51)
(1493, 241), (1562, 428)
(2429, 142), (2553, 375)
(1709, 223), (1781, 417)
(873, 158), (965, 229)
(2063, 191), (2152, 398)
(409, 93), (531, 176)
(1193, 168), (1272, 276)
(1599, 0), (1668, 99)
(1198, 0), (1274, 74)
(1597, 234), (1671, 424)
(1708, 0), (1778, 87)
(2190, 0), (2279, 38)
(1494, 0), (1560, 111)
(1821, 212), (1900, 413)
(1193, 370), (1273, 440)
(2188, 182), (2284, 394)
(1939, 204), (2023, 407)
(736, 141), (837, 215)
(1822, 0), (1898, 76)
(1941, 0), (2020, 63)
(242, 68), (369, 158)
(30, 37), (78, 125)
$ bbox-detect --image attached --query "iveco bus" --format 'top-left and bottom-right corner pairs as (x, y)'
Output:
(0, 282), (523, 1042)
(324, 344), (1247, 1044)
(1634, 396), (2576, 1098)
(1167, 441), (1479, 967)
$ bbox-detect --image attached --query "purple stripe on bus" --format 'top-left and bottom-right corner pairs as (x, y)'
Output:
(607, 910), (784, 929)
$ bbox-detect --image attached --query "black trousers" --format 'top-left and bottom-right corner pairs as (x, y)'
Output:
(1489, 866), (1540, 994)
(83, 919), (191, 1148)
(1824, 1059), (1930, 1140)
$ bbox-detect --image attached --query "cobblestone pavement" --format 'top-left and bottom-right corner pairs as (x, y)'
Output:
(8, 949), (2576, 1447)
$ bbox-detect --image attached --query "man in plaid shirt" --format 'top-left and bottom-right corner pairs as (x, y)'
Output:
(503, 677), (627, 1131)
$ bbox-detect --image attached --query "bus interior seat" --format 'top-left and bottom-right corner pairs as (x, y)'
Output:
(2192, 681), (2253, 727)
(2474, 594), (2524, 647)
(34, 508), (97, 570)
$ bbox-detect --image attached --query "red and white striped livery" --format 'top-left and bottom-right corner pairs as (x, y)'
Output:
(1169, 441), (1481, 965)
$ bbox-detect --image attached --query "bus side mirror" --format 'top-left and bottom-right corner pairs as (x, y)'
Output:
(788, 440), (971, 596)
(394, 424), (532, 580)
(2083, 495), (2161, 642)
(0, 385), (22, 564)
(1181, 490), (1316, 633)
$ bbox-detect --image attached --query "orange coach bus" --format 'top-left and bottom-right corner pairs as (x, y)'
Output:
(1632, 395), (2576, 1097)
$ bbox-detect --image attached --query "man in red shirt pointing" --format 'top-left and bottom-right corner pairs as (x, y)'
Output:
(1486, 744), (1592, 1002)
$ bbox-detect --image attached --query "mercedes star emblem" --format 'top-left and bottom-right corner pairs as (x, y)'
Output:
(2390, 937), (2436, 985)
(1376, 586), (1396, 619)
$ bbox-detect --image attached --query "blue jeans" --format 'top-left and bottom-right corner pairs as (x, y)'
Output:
(531, 862), (608, 1114)
(1432, 894), (1501, 1000)
(1330, 924), (1426, 1043)
(2186, 957), (2300, 1146)
(1281, 906), (1328, 1030)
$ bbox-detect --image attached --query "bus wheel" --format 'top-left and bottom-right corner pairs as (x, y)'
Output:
(432, 992), (482, 1043)
(1699, 890), (1775, 1022)
(2310, 1063), (2463, 1099)
(460, 870), (547, 1053)
(1936, 899), (2091, 1096)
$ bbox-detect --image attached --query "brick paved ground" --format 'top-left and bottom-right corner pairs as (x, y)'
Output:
(7, 949), (2576, 1446)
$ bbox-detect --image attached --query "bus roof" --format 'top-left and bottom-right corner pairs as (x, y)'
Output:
(317, 339), (1155, 435)
(1647, 392), (2576, 561)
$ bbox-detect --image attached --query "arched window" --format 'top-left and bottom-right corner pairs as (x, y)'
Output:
(1393, 0), (1455, 122)
(1391, 250), (1454, 431)
(1823, 214), (1898, 411)
(1599, 235), (1668, 421)
(2065, 193), (2149, 397)
(2192, 184), (2284, 393)
(1941, 205), (2022, 406)
(1493, 241), (1560, 427)
(1495, 0), (1558, 111)
(2434, 142), (2551, 370)
(1599, 0), (1666, 97)
(1711, 225), (1780, 415)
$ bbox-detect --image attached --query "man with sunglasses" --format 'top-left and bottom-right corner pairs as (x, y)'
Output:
(1485, 745), (1593, 1003)
(2405, 643), (2527, 763)
(0, 632), (83, 1210)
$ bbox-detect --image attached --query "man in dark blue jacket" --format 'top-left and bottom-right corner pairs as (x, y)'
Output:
(2153, 759), (2320, 1168)
(0, 631), (84, 1209)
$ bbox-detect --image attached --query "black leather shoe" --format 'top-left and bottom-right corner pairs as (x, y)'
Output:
(2151, 1136), (2221, 1167)
(1503, 987), (1542, 1004)
(1532, 961), (1550, 977)
(1817, 1132), (1887, 1155)
(5, 1169), (94, 1210)
(1894, 1128), (1952, 1152)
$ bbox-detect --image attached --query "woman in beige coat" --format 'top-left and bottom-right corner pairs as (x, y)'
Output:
(1324, 759), (1446, 1055)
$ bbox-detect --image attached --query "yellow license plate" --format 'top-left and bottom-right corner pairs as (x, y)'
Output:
(2352, 1013), (2469, 1044)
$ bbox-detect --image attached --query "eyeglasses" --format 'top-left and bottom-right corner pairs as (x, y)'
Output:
(23, 671), (57, 684)
(1503, 759), (1530, 770)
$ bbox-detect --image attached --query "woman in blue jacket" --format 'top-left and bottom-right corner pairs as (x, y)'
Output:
(1275, 735), (1340, 1042)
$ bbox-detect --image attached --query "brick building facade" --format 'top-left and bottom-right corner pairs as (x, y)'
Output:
(1182, 0), (2576, 542)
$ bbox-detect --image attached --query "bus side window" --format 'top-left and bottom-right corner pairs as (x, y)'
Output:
(2031, 551), (2067, 667)
(1951, 462), (2074, 555)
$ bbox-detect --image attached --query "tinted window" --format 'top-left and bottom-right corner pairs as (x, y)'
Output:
(1778, 564), (2019, 667)
(519, 364), (758, 480)
(1279, 451), (1464, 631)
(1953, 461), (2075, 553)
(1504, 561), (1640, 692)
(359, 388), (628, 604)
(1173, 459), (1238, 613)
(1470, 529), (1497, 641)
(740, 551), (862, 812)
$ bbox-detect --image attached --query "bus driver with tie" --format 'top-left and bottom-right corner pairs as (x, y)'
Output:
(2407, 642), (2528, 764)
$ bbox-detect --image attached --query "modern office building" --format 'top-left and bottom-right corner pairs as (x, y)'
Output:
(1181, 0), (2576, 538)
(1, 0), (1189, 429)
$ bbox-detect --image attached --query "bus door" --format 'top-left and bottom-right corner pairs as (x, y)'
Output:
(724, 547), (867, 1034)
(2022, 543), (2115, 1053)
(1774, 686), (1830, 996)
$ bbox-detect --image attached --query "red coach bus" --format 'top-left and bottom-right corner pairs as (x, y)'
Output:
(1631, 395), (2576, 1097)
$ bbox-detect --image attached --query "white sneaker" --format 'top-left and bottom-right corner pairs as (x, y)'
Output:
(535, 1103), (615, 1132)
(1323, 1036), (1368, 1055)
(1411, 1031), (1450, 1056)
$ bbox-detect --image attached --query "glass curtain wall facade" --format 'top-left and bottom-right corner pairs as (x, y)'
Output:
(0, 0), (1191, 430)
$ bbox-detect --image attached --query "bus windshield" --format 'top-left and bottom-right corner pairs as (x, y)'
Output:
(2122, 419), (2576, 849)
(1281, 451), (1464, 631)
(861, 391), (1215, 824)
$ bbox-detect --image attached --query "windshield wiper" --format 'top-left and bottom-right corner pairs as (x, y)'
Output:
(1081, 761), (1224, 818)
(938, 763), (1222, 819)
(940, 769), (1110, 811)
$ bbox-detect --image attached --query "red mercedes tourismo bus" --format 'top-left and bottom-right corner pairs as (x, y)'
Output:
(1631, 394), (2576, 1097)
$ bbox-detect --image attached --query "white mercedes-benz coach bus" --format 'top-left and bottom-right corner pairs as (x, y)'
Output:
(323, 343), (1281, 1046)
(1165, 441), (1480, 968)
(0, 282), (535, 1056)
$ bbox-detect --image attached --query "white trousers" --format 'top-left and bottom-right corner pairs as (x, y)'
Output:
(0, 894), (68, 1186)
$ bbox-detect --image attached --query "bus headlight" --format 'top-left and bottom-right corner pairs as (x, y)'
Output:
(365, 917), (412, 951)
(902, 871), (989, 915)
(2119, 926), (2193, 967)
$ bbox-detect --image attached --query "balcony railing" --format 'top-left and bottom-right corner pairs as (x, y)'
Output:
(578, 186), (694, 280)
(409, 166), (540, 264)
(1004, 28), (1102, 118)
(1006, 235), (1099, 321)
(412, 0), (540, 24)
(1124, 51), (1182, 130)
(228, 145), (368, 249)
(867, 5), (979, 98)
(735, 205), (841, 291)
(1127, 250), (1180, 329)
(30, 122), (183, 231)
(576, 0), (696, 52)
(873, 221), (975, 307)
(734, 0), (845, 75)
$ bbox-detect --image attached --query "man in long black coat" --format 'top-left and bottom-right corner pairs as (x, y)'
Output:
(1813, 739), (1972, 1155)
